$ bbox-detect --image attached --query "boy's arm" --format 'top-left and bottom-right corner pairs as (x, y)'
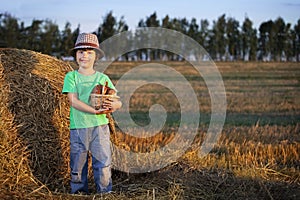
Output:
(67, 93), (108, 114)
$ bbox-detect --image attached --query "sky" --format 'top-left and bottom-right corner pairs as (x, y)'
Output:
(1, 0), (300, 33)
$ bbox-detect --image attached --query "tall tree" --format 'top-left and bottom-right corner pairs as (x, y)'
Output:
(0, 13), (20, 48)
(136, 12), (160, 60)
(161, 15), (176, 60)
(25, 20), (44, 51)
(226, 17), (240, 60)
(61, 22), (74, 57)
(212, 14), (227, 60)
(258, 20), (274, 60)
(97, 11), (117, 42)
(146, 12), (160, 60)
(145, 12), (160, 27)
(162, 15), (172, 29)
(293, 19), (300, 61)
(273, 17), (287, 61)
(198, 19), (210, 53)
(40, 20), (61, 55)
(207, 23), (217, 59)
(186, 18), (200, 60)
(283, 22), (293, 61)
(95, 11), (129, 60)
(116, 16), (129, 32)
(241, 17), (257, 61)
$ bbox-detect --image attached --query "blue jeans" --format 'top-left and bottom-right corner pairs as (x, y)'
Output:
(70, 125), (112, 194)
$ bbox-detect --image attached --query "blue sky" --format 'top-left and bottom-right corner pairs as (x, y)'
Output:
(1, 0), (300, 32)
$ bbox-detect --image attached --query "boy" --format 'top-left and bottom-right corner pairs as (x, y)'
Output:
(62, 33), (121, 194)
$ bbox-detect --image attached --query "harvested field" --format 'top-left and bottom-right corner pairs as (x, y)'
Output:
(0, 49), (299, 199)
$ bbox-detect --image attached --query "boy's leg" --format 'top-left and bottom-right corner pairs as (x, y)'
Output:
(90, 125), (112, 193)
(92, 156), (112, 193)
(70, 129), (90, 194)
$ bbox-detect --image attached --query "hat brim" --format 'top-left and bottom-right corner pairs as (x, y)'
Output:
(70, 46), (105, 59)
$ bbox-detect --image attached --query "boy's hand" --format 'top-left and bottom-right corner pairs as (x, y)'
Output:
(93, 97), (122, 114)
(102, 98), (122, 112)
(94, 108), (110, 115)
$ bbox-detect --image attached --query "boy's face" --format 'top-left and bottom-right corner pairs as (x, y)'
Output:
(76, 49), (97, 68)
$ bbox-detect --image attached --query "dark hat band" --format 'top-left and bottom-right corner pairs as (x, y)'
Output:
(75, 42), (99, 48)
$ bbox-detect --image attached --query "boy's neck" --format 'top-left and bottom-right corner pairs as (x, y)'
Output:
(78, 67), (96, 76)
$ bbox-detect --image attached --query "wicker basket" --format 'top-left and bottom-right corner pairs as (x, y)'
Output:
(90, 94), (120, 110)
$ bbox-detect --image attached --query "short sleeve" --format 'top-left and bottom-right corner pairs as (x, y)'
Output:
(62, 71), (77, 94)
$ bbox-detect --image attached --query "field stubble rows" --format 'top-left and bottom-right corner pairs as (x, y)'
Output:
(104, 61), (300, 187)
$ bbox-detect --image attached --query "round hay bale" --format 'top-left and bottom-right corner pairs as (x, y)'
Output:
(0, 48), (73, 197)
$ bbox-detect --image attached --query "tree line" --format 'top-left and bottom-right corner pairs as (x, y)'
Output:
(1, 11), (300, 61)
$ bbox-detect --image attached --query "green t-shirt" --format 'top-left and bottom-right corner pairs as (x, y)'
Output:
(62, 70), (116, 129)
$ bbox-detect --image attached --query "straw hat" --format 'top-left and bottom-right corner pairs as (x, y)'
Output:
(71, 33), (104, 59)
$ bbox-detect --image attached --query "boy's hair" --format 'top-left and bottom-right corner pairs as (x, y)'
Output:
(72, 48), (101, 61)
